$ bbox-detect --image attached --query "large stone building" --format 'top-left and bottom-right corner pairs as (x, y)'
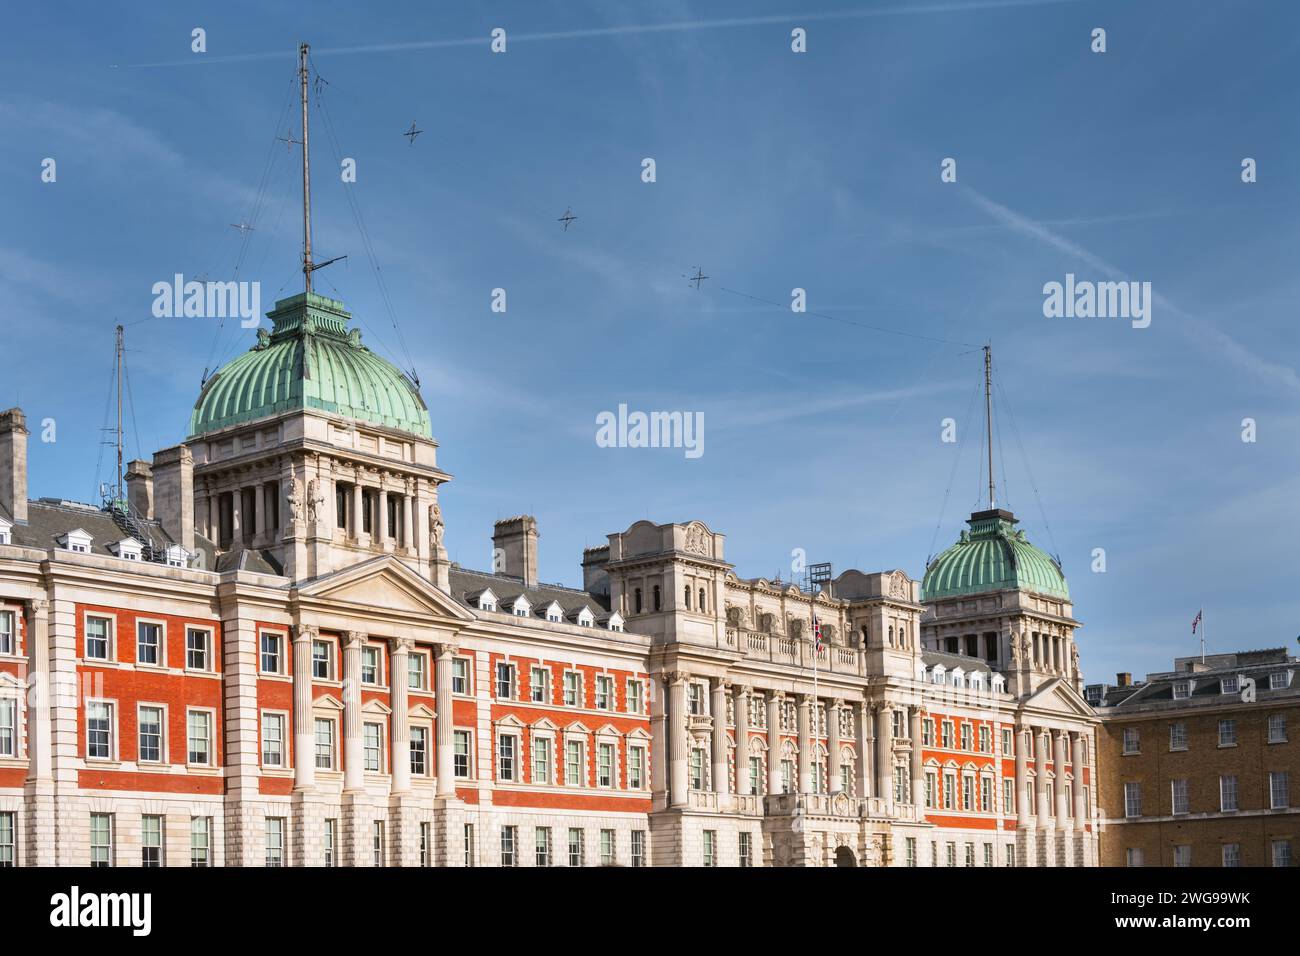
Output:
(1091, 649), (1299, 867)
(0, 291), (1100, 867)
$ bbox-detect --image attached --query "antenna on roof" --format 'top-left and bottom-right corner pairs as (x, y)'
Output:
(983, 343), (995, 510)
(114, 324), (124, 505)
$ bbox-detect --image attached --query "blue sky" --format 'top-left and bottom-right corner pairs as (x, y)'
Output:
(2, 0), (1298, 682)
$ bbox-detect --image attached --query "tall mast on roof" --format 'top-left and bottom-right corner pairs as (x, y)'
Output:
(115, 324), (124, 504)
(299, 41), (314, 294)
(983, 343), (995, 510)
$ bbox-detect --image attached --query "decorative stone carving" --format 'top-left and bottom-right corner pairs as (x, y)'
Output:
(306, 479), (324, 522)
(684, 522), (709, 556)
(285, 478), (303, 522)
(889, 570), (909, 599)
(429, 502), (445, 549)
(864, 835), (883, 867)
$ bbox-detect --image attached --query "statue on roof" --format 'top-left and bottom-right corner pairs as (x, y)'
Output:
(285, 478), (302, 522)
(306, 479), (324, 523)
(429, 501), (445, 549)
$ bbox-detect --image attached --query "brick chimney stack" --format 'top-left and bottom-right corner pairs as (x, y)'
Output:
(0, 408), (29, 524)
(493, 515), (539, 588)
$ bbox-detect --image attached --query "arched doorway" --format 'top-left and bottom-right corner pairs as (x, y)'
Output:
(834, 846), (857, 867)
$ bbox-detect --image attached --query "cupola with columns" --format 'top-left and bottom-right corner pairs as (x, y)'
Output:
(184, 292), (453, 587)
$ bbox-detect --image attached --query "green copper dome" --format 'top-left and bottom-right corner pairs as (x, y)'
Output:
(922, 509), (1069, 601)
(189, 292), (431, 439)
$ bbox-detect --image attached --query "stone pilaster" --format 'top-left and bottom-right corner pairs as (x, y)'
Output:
(827, 699), (842, 794)
(666, 672), (688, 806)
(796, 694), (811, 794)
(710, 677), (729, 796)
(734, 685), (751, 795)
(342, 631), (365, 793)
(22, 598), (54, 866)
(765, 692), (781, 794)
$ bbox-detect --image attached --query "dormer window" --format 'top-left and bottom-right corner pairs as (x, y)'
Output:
(0, 516), (11, 545)
(567, 606), (595, 628)
(109, 538), (144, 562)
(1173, 681), (1191, 700)
(1221, 676), (1239, 695)
(163, 545), (188, 568)
(56, 528), (93, 554)
(1270, 672), (1289, 690)
(507, 595), (531, 618)
(540, 601), (563, 624)
(474, 588), (498, 613)
(605, 612), (625, 633)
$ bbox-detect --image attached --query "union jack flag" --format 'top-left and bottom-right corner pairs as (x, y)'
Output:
(1192, 609), (1203, 634)
(812, 613), (823, 651)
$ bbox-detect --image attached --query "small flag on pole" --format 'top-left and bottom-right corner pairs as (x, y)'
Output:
(813, 613), (823, 652)
(1192, 609), (1203, 635)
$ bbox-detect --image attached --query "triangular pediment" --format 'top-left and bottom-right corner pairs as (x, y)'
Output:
(294, 555), (475, 623)
(1018, 677), (1097, 720)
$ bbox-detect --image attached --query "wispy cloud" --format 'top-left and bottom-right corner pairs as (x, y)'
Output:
(961, 186), (1300, 394)
(123, 0), (1085, 67)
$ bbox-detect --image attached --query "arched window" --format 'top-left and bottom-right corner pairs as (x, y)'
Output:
(698, 588), (707, 612)
(653, 585), (661, 611)
(634, 588), (643, 614)
(887, 625), (894, 647)
(683, 585), (691, 609)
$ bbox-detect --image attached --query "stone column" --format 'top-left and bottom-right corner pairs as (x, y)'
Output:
(389, 638), (412, 794)
(292, 625), (317, 791)
(1071, 731), (1086, 825)
(667, 673), (689, 806)
(765, 693), (781, 795)
(854, 700), (870, 799)
(350, 477), (364, 540)
(734, 686), (751, 796)
(827, 700), (842, 794)
(208, 491), (220, 542)
(909, 706), (925, 808)
(1035, 729), (1051, 821)
(1053, 730), (1069, 821)
(342, 631), (366, 792)
(796, 694), (812, 793)
(253, 483), (266, 539)
(875, 704), (893, 805)
(401, 491), (413, 550)
(1015, 724), (1029, 826)
(434, 643), (458, 797)
(710, 678), (729, 795)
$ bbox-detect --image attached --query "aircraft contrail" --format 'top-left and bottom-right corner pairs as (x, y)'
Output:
(122, 0), (1085, 68)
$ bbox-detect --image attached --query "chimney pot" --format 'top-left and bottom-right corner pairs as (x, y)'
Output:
(1116, 672), (1131, 687)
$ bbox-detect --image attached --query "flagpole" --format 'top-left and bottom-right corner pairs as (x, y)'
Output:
(1201, 607), (1206, 663)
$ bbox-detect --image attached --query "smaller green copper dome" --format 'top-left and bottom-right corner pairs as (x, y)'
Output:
(189, 293), (431, 439)
(922, 509), (1068, 601)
